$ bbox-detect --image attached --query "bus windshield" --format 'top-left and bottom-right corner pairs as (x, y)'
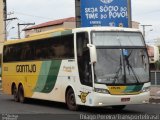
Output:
(92, 32), (149, 84)
(92, 32), (144, 46)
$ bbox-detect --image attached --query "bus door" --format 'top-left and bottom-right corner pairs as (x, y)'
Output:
(76, 32), (92, 87)
(76, 32), (93, 105)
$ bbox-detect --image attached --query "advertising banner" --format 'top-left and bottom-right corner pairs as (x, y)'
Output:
(80, 0), (131, 27)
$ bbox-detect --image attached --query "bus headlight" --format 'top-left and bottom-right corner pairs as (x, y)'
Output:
(141, 87), (150, 92)
(94, 88), (110, 94)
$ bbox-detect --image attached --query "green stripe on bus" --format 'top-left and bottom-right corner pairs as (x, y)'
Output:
(124, 85), (143, 92)
(133, 85), (143, 92)
(51, 32), (61, 37)
(124, 85), (136, 92)
(41, 60), (62, 93)
(61, 30), (72, 36)
(34, 61), (52, 92)
(51, 30), (72, 37)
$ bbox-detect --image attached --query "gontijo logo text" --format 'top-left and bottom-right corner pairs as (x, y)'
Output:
(100, 0), (113, 4)
(16, 64), (36, 73)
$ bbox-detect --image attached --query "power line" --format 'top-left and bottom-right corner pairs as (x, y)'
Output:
(5, 17), (18, 29)
(14, 11), (53, 20)
(142, 9), (160, 15)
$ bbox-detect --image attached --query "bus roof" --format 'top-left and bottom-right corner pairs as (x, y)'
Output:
(72, 27), (141, 33)
(4, 28), (72, 45)
(4, 27), (141, 45)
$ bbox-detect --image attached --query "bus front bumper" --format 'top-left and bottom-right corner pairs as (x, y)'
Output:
(92, 91), (150, 106)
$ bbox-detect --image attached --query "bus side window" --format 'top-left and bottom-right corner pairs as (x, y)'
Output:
(3, 45), (19, 62)
(35, 46), (42, 59)
(3, 46), (9, 62)
(60, 35), (74, 59)
(20, 44), (32, 61)
(34, 40), (50, 60)
(3, 46), (7, 62)
(76, 32), (92, 87)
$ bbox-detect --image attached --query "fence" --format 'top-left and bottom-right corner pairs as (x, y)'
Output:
(151, 71), (160, 85)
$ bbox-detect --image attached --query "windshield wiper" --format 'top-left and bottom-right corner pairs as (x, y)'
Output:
(124, 50), (140, 84)
(113, 49), (140, 84)
(113, 55), (123, 83)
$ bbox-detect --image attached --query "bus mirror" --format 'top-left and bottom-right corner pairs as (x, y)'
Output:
(87, 44), (97, 64)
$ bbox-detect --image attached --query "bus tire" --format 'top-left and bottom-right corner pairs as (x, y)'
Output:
(66, 88), (78, 111)
(13, 85), (19, 102)
(18, 85), (26, 103)
(112, 105), (126, 110)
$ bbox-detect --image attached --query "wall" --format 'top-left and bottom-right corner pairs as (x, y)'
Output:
(0, 0), (5, 75)
(0, 0), (5, 55)
(25, 24), (63, 37)
(132, 21), (140, 29)
(63, 22), (76, 29)
(0, 0), (5, 42)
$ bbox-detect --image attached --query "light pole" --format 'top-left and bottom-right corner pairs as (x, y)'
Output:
(7, 26), (15, 39)
(17, 23), (35, 39)
(141, 25), (152, 40)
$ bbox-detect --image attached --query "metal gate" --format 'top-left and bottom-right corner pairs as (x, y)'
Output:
(151, 71), (160, 85)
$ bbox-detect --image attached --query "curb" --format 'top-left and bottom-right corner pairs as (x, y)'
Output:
(149, 96), (160, 104)
(150, 95), (160, 99)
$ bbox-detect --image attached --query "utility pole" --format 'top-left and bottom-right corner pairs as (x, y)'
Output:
(17, 23), (35, 39)
(75, 0), (80, 28)
(5, 17), (17, 40)
(5, 17), (17, 21)
(128, 0), (132, 28)
(3, 0), (7, 41)
(141, 25), (152, 40)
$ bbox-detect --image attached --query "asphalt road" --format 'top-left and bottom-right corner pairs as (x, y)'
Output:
(0, 91), (160, 120)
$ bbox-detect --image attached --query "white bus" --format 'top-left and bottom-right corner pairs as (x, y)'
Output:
(2, 27), (150, 110)
(147, 45), (159, 63)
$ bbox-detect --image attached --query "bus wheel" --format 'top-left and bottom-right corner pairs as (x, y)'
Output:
(112, 105), (126, 110)
(13, 85), (19, 102)
(18, 85), (26, 103)
(66, 88), (78, 111)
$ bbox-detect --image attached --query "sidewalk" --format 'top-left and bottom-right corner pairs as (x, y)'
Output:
(150, 86), (160, 103)
(0, 81), (2, 91)
(0, 80), (2, 91)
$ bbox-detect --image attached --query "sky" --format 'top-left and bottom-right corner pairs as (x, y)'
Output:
(6, 0), (160, 43)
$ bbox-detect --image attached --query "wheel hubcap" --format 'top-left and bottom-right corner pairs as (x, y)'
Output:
(70, 94), (75, 105)
(14, 88), (18, 100)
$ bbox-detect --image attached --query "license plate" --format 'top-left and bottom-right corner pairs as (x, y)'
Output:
(121, 98), (130, 102)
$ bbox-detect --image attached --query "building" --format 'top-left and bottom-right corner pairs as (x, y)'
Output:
(0, 0), (6, 68)
(132, 21), (140, 29)
(24, 17), (140, 37)
(155, 38), (160, 46)
(23, 17), (76, 37)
